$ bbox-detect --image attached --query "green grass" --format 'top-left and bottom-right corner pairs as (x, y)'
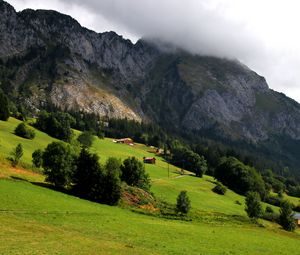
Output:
(0, 118), (300, 254)
(1, 179), (299, 255)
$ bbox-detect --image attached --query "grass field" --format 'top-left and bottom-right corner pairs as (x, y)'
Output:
(0, 118), (299, 254)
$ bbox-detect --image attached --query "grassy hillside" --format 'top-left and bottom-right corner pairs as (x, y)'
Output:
(0, 118), (299, 254)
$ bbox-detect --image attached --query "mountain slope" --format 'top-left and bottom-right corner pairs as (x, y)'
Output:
(1, 0), (300, 176)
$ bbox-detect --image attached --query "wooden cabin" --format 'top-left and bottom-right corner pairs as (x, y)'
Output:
(294, 213), (300, 226)
(114, 138), (134, 145)
(143, 157), (156, 164)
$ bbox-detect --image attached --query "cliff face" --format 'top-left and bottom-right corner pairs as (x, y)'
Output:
(1, 0), (300, 148)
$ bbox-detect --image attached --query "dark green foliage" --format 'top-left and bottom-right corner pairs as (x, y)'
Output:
(73, 149), (121, 205)
(215, 157), (267, 199)
(14, 123), (35, 139)
(279, 200), (296, 231)
(245, 192), (262, 219)
(102, 158), (122, 205)
(121, 157), (151, 191)
(10, 143), (23, 167)
(32, 149), (43, 168)
(265, 206), (274, 214)
(35, 111), (74, 142)
(212, 182), (227, 195)
(77, 131), (95, 148)
(264, 195), (282, 207)
(73, 148), (104, 200)
(171, 147), (207, 177)
(176, 191), (191, 214)
(0, 90), (9, 121)
(42, 142), (74, 188)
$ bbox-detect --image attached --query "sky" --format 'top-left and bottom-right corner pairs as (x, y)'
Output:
(7, 0), (300, 102)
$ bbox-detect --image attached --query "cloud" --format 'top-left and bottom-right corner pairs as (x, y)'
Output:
(7, 0), (300, 102)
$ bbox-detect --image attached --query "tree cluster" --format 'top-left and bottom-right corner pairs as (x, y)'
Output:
(35, 111), (74, 142)
(171, 147), (207, 177)
(33, 143), (151, 205)
(215, 157), (267, 199)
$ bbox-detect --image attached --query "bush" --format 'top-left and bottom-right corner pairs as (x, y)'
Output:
(0, 90), (9, 121)
(15, 123), (35, 139)
(42, 142), (74, 188)
(262, 212), (279, 222)
(245, 191), (262, 219)
(279, 200), (296, 231)
(264, 195), (282, 207)
(265, 206), (274, 214)
(121, 157), (151, 191)
(212, 182), (227, 195)
(77, 131), (95, 148)
(10, 143), (23, 167)
(176, 191), (191, 214)
(32, 149), (43, 168)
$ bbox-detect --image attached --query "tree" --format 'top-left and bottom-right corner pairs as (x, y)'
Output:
(102, 157), (122, 205)
(0, 90), (9, 121)
(77, 131), (95, 148)
(10, 143), (23, 167)
(245, 191), (262, 219)
(15, 123), (35, 139)
(73, 148), (103, 199)
(279, 200), (296, 231)
(42, 142), (74, 188)
(176, 191), (191, 214)
(73, 150), (121, 205)
(32, 149), (43, 168)
(120, 157), (151, 191)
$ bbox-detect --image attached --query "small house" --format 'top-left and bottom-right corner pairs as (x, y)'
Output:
(294, 213), (300, 226)
(143, 157), (156, 164)
(114, 138), (134, 145)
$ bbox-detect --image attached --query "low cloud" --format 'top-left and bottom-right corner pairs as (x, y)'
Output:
(8, 0), (300, 102)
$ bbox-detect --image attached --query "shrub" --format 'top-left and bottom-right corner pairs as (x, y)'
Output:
(265, 206), (274, 214)
(245, 191), (262, 219)
(77, 131), (95, 148)
(264, 195), (282, 207)
(42, 142), (74, 188)
(15, 123), (35, 139)
(212, 182), (227, 195)
(121, 157), (151, 191)
(10, 143), (23, 167)
(32, 149), (43, 168)
(262, 212), (279, 222)
(176, 191), (191, 214)
(279, 200), (296, 232)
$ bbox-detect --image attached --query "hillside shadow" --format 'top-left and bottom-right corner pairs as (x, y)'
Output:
(30, 181), (73, 195)
(10, 176), (29, 182)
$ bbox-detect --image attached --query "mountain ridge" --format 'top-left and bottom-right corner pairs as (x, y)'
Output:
(1, 0), (300, 176)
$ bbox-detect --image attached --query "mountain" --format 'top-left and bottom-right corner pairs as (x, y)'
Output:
(1, 0), (300, 176)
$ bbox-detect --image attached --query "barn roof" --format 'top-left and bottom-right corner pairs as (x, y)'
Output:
(293, 213), (300, 219)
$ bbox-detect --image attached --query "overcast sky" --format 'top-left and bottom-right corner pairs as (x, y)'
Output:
(7, 0), (300, 102)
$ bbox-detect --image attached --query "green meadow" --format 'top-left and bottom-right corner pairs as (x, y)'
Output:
(0, 118), (299, 254)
